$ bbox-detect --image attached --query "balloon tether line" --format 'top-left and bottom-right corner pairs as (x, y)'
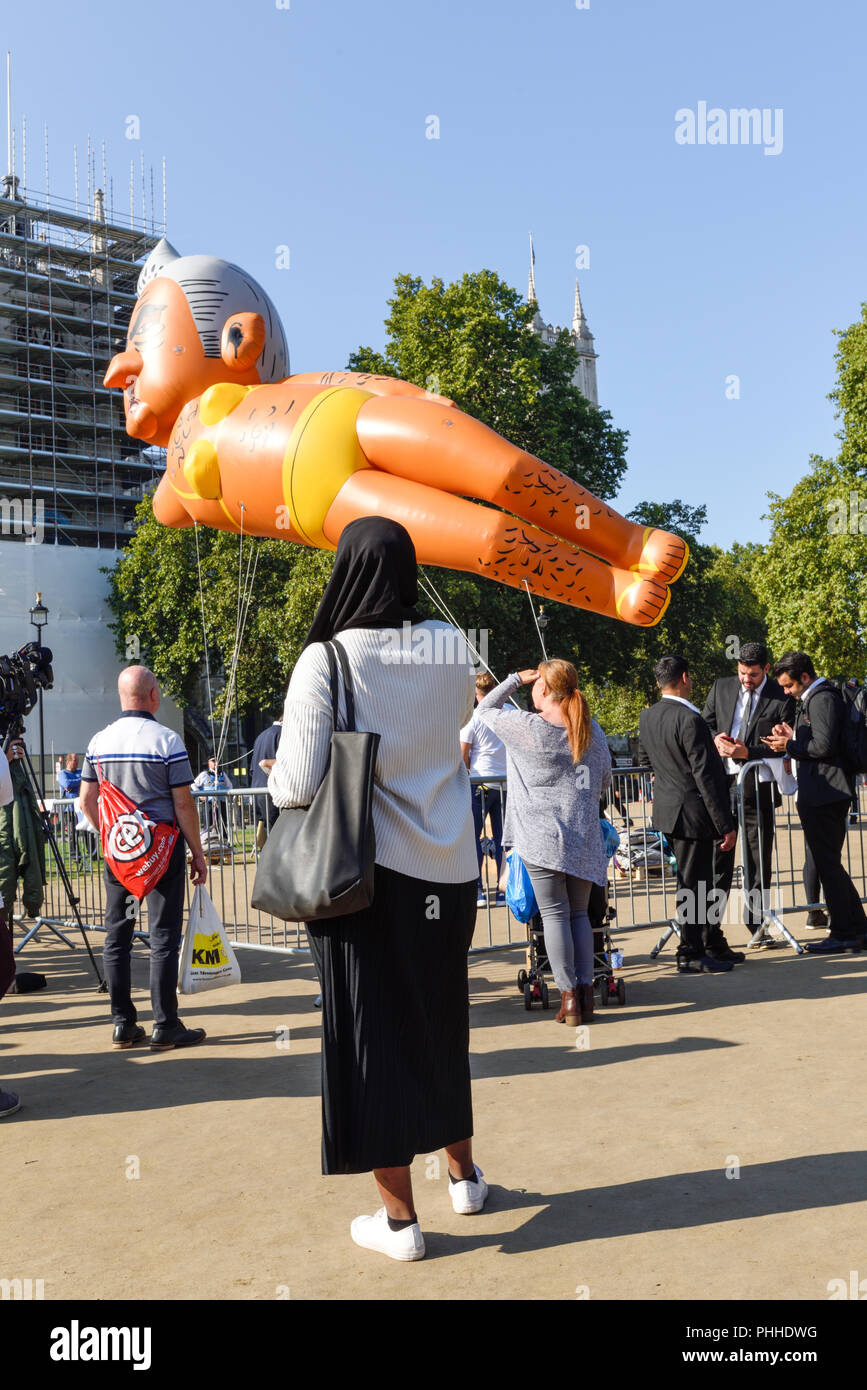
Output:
(418, 567), (520, 707)
(193, 522), (217, 765)
(523, 579), (549, 663)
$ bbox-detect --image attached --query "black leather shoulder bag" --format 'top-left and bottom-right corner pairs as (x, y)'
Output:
(250, 640), (380, 922)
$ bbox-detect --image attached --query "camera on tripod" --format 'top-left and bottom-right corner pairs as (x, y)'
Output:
(0, 642), (54, 739)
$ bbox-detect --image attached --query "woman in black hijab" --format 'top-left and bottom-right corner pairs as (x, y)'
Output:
(303, 515), (422, 646)
(269, 517), (486, 1262)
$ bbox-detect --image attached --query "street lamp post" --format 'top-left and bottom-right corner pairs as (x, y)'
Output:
(29, 592), (48, 798)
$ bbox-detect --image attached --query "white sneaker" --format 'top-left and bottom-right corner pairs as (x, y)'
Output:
(350, 1207), (426, 1261)
(449, 1164), (488, 1214)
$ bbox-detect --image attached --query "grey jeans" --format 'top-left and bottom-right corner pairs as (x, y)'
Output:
(523, 862), (593, 991)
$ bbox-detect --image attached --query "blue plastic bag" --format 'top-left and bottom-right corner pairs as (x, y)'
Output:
(505, 852), (538, 924)
(600, 816), (620, 859)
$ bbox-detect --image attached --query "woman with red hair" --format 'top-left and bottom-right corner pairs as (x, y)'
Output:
(477, 661), (612, 1025)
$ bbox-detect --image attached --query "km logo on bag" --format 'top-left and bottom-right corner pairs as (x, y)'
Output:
(192, 931), (230, 968)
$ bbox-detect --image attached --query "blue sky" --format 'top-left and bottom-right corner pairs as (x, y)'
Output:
(6, 0), (866, 547)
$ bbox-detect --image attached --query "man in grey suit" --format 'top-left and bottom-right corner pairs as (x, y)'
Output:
(639, 655), (739, 973)
(702, 641), (796, 930)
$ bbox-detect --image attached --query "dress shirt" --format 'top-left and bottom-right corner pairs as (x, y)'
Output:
(725, 675), (772, 780)
(661, 693), (702, 714)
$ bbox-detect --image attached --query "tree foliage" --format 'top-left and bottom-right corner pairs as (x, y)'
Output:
(753, 302), (867, 679)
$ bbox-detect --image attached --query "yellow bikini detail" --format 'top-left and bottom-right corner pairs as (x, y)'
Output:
(282, 387), (373, 547)
(199, 382), (255, 427)
(184, 439), (222, 500)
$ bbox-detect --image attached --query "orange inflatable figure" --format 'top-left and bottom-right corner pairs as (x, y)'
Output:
(105, 241), (688, 625)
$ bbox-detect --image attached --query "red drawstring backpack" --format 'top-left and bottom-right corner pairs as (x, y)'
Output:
(97, 763), (179, 899)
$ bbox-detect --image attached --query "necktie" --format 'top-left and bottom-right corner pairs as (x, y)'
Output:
(737, 691), (754, 744)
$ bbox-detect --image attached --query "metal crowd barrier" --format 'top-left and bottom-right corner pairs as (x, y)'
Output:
(607, 763), (867, 954)
(16, 789), (307, 958)
(16, 767), (867, 962)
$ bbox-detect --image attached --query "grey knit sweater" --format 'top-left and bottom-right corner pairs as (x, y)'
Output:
(476, 674), (612, 884)
(268, 622), (478, 884)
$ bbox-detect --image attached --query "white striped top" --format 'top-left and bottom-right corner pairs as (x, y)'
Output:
(268, 622), (478, 884)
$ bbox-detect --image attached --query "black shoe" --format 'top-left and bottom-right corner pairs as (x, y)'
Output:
(0, 1088), (21, 1118)
(706, 947), (746, 964)
(112, 1022), (146, 1050)
(150, 1023), (207, 1051)
(806, 935), (862, 955)
(698, 954), (734, 972)
(805, 910), (828, 928)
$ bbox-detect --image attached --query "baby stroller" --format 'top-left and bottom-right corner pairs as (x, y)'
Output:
(517, 881), (626, 1009)
(592, 883), (627, 1006)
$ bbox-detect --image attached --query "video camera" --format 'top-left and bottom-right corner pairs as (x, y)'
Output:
(0, 642), (54, 740)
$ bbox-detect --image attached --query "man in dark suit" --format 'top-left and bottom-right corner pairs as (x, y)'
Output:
(639, 655), (739, 972)
(763, 651), (866, 954)
(250, 715), (283, 850)
(702, 641), (796, 932)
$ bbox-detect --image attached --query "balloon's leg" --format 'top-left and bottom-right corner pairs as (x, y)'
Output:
(323, 470), (670, 627)
(355, 397), (688, 584)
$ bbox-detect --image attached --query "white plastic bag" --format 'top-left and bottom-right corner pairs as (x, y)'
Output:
(178, 885), (242, 994)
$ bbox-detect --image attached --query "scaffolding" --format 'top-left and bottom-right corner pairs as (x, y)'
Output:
(0, 174), (164, 547)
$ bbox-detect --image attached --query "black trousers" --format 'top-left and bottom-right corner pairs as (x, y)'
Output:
(670, 835), (727, 957)
(803, 841), (820, 905)
(798, 798), (867, 942)
(102, 836), (187, 1027)
(712, 780), (775, 927)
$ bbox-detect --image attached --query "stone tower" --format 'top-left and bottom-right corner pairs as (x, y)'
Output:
(527, 234), (599, 406)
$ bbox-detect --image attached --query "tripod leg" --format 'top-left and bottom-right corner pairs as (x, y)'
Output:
(13, 919), (46, 954)
(10, 740), (106, 989)
(649, 919), (681, 959)
(48, 920), (78, 949)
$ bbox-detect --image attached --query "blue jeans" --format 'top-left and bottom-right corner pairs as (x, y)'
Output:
(472, 784), (506, 890)
(523, 862), (593, 990)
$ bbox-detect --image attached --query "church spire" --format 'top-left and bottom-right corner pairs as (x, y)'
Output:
(528, 231), (537, 305)
(572, 278), (587, 334)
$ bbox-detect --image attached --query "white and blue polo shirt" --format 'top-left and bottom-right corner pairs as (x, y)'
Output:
(82, 711), (193, 823)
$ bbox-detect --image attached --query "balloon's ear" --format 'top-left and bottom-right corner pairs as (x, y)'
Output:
(220, 313), (266, 373)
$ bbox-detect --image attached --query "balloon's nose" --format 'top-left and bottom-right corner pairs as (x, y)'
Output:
(104, 349), (141, 389)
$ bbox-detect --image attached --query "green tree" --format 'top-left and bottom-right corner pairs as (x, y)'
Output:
(753, 302), (867, 678)
(754, 457), (867, 677)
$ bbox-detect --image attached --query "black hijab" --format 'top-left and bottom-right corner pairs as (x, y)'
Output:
(302, 517), (423, 648)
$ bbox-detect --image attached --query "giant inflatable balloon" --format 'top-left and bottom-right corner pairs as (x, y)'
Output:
(105, 240), (688, 626)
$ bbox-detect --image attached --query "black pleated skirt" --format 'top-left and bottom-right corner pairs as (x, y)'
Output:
(306, 864), (477, 1174)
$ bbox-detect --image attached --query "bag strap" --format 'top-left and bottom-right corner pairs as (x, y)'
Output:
(324, 642), (339, 727)
(330, 639), (356, 732)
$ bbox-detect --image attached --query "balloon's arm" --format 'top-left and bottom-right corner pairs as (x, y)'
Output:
(287, 371), (455, 406)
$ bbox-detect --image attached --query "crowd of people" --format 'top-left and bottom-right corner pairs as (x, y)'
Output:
(1, 518), (864, 1268)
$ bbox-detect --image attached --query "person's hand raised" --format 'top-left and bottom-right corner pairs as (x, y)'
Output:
(517, 669), (539, 685)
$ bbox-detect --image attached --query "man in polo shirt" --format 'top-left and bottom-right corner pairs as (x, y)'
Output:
(80, 666), (209, 1051)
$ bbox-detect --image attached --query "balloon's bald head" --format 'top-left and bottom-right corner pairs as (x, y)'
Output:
(118, 665), (160, 711)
